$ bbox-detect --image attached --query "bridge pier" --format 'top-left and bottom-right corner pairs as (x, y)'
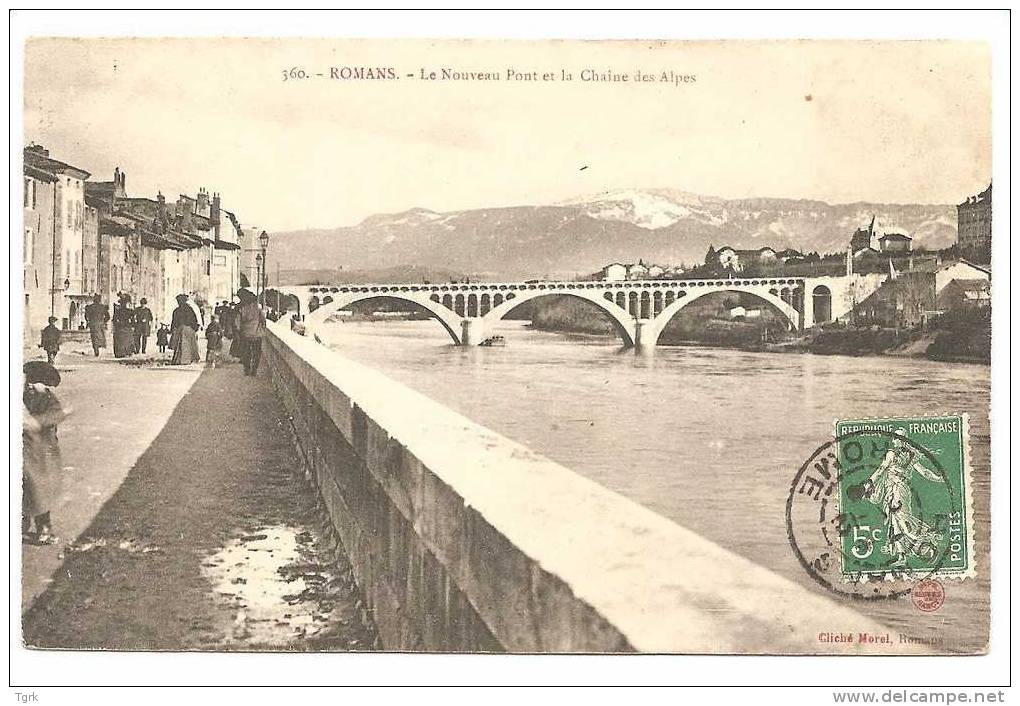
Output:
(461, 317), (486, 346)
(633, 318), (655, 353)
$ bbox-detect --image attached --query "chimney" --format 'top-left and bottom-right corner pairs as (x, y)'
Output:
(196, 187), (210, 217)
(211, 191), (221, 225)
(113, 167), (126, 198)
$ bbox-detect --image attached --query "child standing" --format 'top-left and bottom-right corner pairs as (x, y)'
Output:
(22, 361), (69, 545)
(39, 316), (61, 364)
(205, 315), (223, 368)
(156, 323), (170, 354)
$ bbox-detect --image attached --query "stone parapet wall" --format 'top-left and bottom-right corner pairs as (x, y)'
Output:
(263, 323), (911, 653)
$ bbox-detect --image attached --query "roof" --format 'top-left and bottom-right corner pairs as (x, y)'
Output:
(937, 259), (991, 276)
(879, 232), (912, 241)
(23, 146), (91, 180)
(959, 183), (992, 207)
(24, 163), (58, 183)
(947, 278), (990, 292)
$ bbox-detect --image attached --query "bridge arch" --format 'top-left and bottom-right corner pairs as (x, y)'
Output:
(301, 291), (464, 344)
(645, 285), (801, 345)
(481, 290), (637, 347)
(812, 285), (832, 324)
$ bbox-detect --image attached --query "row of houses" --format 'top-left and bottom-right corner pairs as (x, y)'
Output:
(22, 144), (266, 343)
(593, 260), (687, 281)
(852, 259), (990, 329)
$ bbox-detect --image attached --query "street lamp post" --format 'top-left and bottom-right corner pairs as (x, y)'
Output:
(259, 230), (270, 308)
(255, 253), (263, 303)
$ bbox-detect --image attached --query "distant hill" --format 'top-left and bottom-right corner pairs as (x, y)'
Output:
(270, 190), (958, 282)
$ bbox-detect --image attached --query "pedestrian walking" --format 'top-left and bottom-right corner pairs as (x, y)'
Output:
(112, 293), (136, 358)
(156, 324), (170, 354)
(134, 298), (154, 354)
(226, 299), (244, 361)
(83, 294), (109, 357)
(39, 316), (61, 364)
(235, 288), (266, 376)
(169, 294), (201, 365)
(205, 315), (223, 368)
(22, 361), (69, 545)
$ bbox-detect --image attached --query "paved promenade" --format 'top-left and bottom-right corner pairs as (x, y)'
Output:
(21, 341), (376, 651)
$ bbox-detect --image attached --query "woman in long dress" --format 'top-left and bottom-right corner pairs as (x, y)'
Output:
(23, 361), (69, 544)
(112, 293), (136, 358)
(169, 294), (201, 365)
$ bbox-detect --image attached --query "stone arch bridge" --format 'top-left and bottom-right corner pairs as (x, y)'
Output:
(281, 274), (882, 350)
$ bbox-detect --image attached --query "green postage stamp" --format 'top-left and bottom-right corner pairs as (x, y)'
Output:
(834, 414), (975, 581)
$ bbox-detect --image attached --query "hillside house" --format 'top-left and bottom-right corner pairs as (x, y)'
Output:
(879, 231), (912, 253)
(936, 279), (990, 312)
(598, 263), (627, 281)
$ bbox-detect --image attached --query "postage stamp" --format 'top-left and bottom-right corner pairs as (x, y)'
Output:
(786, 414), (974, 601)
(834, 415), (974, 580)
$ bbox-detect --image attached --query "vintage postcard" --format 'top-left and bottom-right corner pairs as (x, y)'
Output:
(15, 17), (1001, 685)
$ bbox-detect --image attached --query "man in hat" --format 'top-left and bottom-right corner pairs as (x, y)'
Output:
(83, 293), (109, 357)
(22, 361), (69, 544)
(235, 288), (266, 376)
(134, 297), (154, 354)
(39, 316), (61, 364)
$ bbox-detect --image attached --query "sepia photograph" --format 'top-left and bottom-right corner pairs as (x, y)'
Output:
(9, 8), (1011, 699)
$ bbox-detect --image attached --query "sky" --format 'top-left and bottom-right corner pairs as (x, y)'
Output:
(24, 38), (991, 232)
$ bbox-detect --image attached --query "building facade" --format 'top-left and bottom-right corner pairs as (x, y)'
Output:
(957, 183), (991, 260)
(24, 145), (92, 330)
(23, 146), (246, 345)
(23, 161), (57, 341)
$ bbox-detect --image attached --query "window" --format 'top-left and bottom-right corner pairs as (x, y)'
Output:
(24, 179), (30, 208)
(74, 250), (81, 276)
(24, 227), (33, 264)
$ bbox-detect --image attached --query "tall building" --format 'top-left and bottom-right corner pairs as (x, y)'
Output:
(23, 156), (57, 341)
(23, 145), (92, 331)
(957, 183), (992, 261)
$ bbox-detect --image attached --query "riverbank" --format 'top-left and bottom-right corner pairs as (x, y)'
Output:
(526, 295), (990, 363)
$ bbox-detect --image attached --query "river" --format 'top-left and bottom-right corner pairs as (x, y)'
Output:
(316, 319), (991, 653)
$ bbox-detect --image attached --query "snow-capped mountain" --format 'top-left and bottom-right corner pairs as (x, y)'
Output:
(271, 190), (958, 282)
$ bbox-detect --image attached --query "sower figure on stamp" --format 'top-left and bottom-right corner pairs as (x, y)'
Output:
(235, 288), (266, 376)
(861, 431), (945, 566)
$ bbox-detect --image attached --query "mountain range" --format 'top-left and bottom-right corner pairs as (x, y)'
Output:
(270, 189), (958, 282)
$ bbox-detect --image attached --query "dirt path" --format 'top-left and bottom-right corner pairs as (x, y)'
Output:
(22, 360), (378, 652)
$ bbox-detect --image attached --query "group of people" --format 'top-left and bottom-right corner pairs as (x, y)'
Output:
(54, 289), (269, 374)
(26, 287), (269, 545)
(78, 292), (153, 359)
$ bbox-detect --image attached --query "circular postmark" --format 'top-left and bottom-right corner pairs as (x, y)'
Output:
(786, 428), (955, 601)
(911, 579), (946, 612)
